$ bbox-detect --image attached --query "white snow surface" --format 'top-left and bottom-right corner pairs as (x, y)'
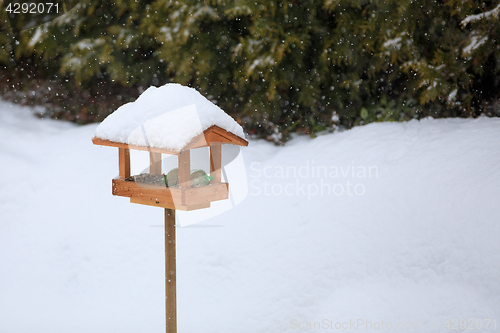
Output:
(1, 100), (500, 333)
(94, 83), (246, 151)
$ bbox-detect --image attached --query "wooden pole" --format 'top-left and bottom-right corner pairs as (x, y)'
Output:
(165, 208), (177, 333)
(150, 151), (175, 333)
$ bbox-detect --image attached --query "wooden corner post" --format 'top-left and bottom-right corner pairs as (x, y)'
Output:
(150, 152), (162, 174)
(178, 150), (190, 189)
(119, 148), (130, 179)
(165, 208), (176, 333)
(210, 145), (222, 184)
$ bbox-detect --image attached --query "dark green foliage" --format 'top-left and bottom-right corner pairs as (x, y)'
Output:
(1, 0), (499, 142)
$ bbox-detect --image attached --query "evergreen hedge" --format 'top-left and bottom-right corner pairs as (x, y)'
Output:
(1, 0), (499, 142)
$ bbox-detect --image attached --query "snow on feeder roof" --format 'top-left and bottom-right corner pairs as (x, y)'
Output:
(92, 83), (248, 153)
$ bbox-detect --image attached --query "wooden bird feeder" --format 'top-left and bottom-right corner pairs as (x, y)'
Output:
(92, 125), (247, 211)
(91, 84), (248, 333)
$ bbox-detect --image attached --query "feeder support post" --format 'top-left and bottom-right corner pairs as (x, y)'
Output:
(165, 208), (177, 333)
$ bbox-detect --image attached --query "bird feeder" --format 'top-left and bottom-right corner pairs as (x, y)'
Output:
(92, 124), (247, 211)
(91, 84), (248, 333)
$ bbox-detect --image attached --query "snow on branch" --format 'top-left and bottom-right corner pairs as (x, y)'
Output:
(461, 4), (500, 26)
(28, 27), (43, 47)
(463, 35), (488, 55)
(382, 37), (402, 50)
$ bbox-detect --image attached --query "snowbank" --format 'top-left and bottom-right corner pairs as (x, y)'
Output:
(0, 100), (499, 333)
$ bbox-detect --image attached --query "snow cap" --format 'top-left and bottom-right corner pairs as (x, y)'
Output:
(94, 83), (246, 151)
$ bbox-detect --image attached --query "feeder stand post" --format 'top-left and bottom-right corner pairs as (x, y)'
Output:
(149, 150), (177, 333)
(164, 150), (190, 332)
(165, 208), (177, 333)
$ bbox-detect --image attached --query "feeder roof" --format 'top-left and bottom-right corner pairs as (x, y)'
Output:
(92, 84), (248, 154)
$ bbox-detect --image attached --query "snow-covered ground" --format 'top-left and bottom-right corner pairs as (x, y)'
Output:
(0, 100), (499, 333)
